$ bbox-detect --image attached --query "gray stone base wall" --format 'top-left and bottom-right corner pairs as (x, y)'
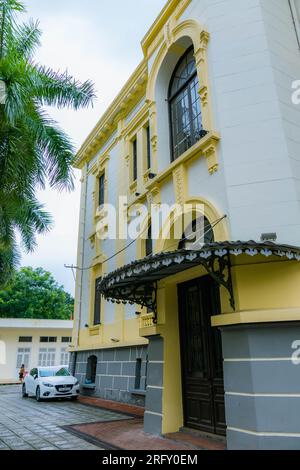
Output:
(144, 336), (164, 435)
(74, 345), (148, 407)
(221, 322), (300, 450)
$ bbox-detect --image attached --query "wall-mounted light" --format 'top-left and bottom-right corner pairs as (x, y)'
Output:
(110, 338), (120, 343)
(135, 192), (141, 197)
(261, 232), (277, 242)
(84, 324), (89, 328)
(135, 311), (141, 316)
(148, 173), (156, 180)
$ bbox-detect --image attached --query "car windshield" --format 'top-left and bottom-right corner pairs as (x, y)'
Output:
(39, 368), (71, 377)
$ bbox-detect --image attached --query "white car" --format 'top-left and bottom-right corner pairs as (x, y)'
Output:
(22, 366), (80, 401)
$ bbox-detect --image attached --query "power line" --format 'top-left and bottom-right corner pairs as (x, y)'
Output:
(64, 214), (227, 273)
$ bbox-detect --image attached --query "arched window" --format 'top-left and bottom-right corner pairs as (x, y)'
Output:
(86, 355), (97, 384)
(178, 216), (214, 250)
(169, 47), (204, 161)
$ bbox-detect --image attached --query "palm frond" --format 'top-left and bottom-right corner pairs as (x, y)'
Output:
(13, 18), (41, 59)
(0, 0), (25, 59)
(33, 65), (96, 110)
(0, 241), (19, 288)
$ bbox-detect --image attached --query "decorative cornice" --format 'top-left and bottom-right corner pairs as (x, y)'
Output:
(74, 61), (148, 169)
(141, 0), (192, 58)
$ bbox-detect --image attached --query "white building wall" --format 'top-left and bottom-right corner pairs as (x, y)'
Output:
(178, 0), (300, 244)
(0, 326), (73, 382)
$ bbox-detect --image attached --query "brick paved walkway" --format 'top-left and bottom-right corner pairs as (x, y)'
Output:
(78, 395), (144, 417)
(0, 385), (127, 450)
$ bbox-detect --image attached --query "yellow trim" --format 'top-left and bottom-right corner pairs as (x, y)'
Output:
(89, 325), (100, 336)
(69, 338), (148, 353)
(88, 263), (103, 333)
(156, 196), (229, 253)
(211, 308), (300, 327)
(141, 0), (192, 58)
(122, 132), (220, 207)
(74, 61), (148, 168)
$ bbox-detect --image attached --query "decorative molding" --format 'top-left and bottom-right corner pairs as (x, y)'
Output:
(141, 0), (192, 58)
(199, 85), (208, 107)
(140, 314), (155, 329)
(173, 164), (186, 206)
(74, 61), (148, 168)
(202, 135), (220, 175)
(89, 325), (100, 336)
(147, 185), (161, 206)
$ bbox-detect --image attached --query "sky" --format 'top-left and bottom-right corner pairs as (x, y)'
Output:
(20, 0), (167, 295)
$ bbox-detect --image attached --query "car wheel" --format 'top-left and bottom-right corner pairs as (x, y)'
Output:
(35, 386), (42, 402)
(22, 383), (28, 398)
(71, 396), (78, 401)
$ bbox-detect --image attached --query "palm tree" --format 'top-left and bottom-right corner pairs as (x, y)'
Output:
(0, 0), (95, 285)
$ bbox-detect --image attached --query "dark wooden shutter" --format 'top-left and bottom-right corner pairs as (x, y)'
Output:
(146, 125), (151, 169)
(132, 138), (137, 181)
(94, 278), (102, 325)
(99, 173), (105, 206)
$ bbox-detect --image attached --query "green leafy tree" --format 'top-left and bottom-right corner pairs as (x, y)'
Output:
(0, 266), (74, 319)
(0, 0), (95, 284)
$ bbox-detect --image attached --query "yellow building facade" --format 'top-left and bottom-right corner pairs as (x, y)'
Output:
(71, 0), (300, 449)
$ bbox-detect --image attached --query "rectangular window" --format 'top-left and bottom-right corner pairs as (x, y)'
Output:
(132, 137), (138, 181)
(145, 224), (153, 257)
(60, 347), (70, 366)
(61, 337), (72, 343)
(98, 173), (105, 207)
(146, 125), (151, 170)
(290, 0), (300, 47)
(38, 348), (56, 367)
(18, 337), (32, 343)
(94, 277), (102, 326)
(40, 336), (57, 343)
(16, 348), (31, 369)
(134, 358), (142, 390)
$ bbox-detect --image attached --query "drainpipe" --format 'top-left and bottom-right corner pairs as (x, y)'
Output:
(73, 164), (88, 356)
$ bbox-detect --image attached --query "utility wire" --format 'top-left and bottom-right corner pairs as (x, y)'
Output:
(65, 214), (227, 273)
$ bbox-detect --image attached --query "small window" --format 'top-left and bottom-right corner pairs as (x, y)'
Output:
(40, 337), (48, 343)
(132, 137), (138, 181)
(98, 173), (105, 207)
(94, 277), (102, 326)
(18, 337), (32, 343)
(86, 355), (97, 384)
(135, 358), (142, 390)
(40, 336), (57, 343)
(146, 125), (151, 170)
(61, 337), (72, 343)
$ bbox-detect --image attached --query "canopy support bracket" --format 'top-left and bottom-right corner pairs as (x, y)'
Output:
(201, 254), (235, 311)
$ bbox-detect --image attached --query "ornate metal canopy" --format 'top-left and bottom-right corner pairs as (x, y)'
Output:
(97, 241), (300, 323)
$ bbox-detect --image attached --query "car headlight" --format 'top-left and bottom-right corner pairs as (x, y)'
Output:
(42, 382), (54, 388)
(74, 380), (79, 386)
